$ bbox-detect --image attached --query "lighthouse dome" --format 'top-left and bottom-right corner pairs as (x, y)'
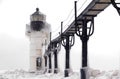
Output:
(30, 8), (46, 31)
(30, 8), (46, 22)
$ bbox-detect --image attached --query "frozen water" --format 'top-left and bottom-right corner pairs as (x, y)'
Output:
(0, 69), (120, 79)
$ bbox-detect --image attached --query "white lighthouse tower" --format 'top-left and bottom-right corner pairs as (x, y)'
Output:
(26, 8), (51, 72)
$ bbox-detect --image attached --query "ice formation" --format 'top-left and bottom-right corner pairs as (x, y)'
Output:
(0, 69), (120, 79)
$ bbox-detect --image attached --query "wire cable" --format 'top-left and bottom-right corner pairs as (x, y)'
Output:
(51, 8), (74, 33)
(63, 8), (74, 22)
(52, 0), (82, 34)
(77, 0), (88, 12)
(63, 15), (74, 31)
(52, 7), (74, 33)
(52, 0), (88, 39)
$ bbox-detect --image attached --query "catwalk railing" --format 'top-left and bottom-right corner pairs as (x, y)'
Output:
(44, 0), (120, 79)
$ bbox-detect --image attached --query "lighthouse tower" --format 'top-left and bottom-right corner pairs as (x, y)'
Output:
(26, 8), (51, 72)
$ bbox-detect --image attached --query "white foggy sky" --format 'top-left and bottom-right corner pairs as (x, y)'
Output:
(0, 0), (120, 71)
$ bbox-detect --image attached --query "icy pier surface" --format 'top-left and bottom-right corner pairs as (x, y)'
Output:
(0, 69), (120, 79)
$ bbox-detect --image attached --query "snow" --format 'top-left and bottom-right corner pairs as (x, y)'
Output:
(0, 69), (79, 79)
(0, 69), (120, 79)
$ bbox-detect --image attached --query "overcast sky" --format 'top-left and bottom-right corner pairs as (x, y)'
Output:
(0, 0), (120, 71)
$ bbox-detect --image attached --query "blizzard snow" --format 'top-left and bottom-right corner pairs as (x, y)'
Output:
(0, 69), (120, 79)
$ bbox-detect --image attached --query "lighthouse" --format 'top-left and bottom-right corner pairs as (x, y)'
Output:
(26, 8), (51, 72)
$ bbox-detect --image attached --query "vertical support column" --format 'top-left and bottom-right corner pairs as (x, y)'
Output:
(54, 49), (58, 73)
(65, 36), (70, 77)
(74, 1), (94, 79)
(81, 19), (88, 67)
(80, 19), (88, 79)
(44, 40), (48, 73)
(61, 35), (75, 77)
(53, 42), (61, 74)
(64, 35), (70, 77)
(48, 32), (52, 73)
(44, 56), (47, 73)
(48, 53), (52, 73)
